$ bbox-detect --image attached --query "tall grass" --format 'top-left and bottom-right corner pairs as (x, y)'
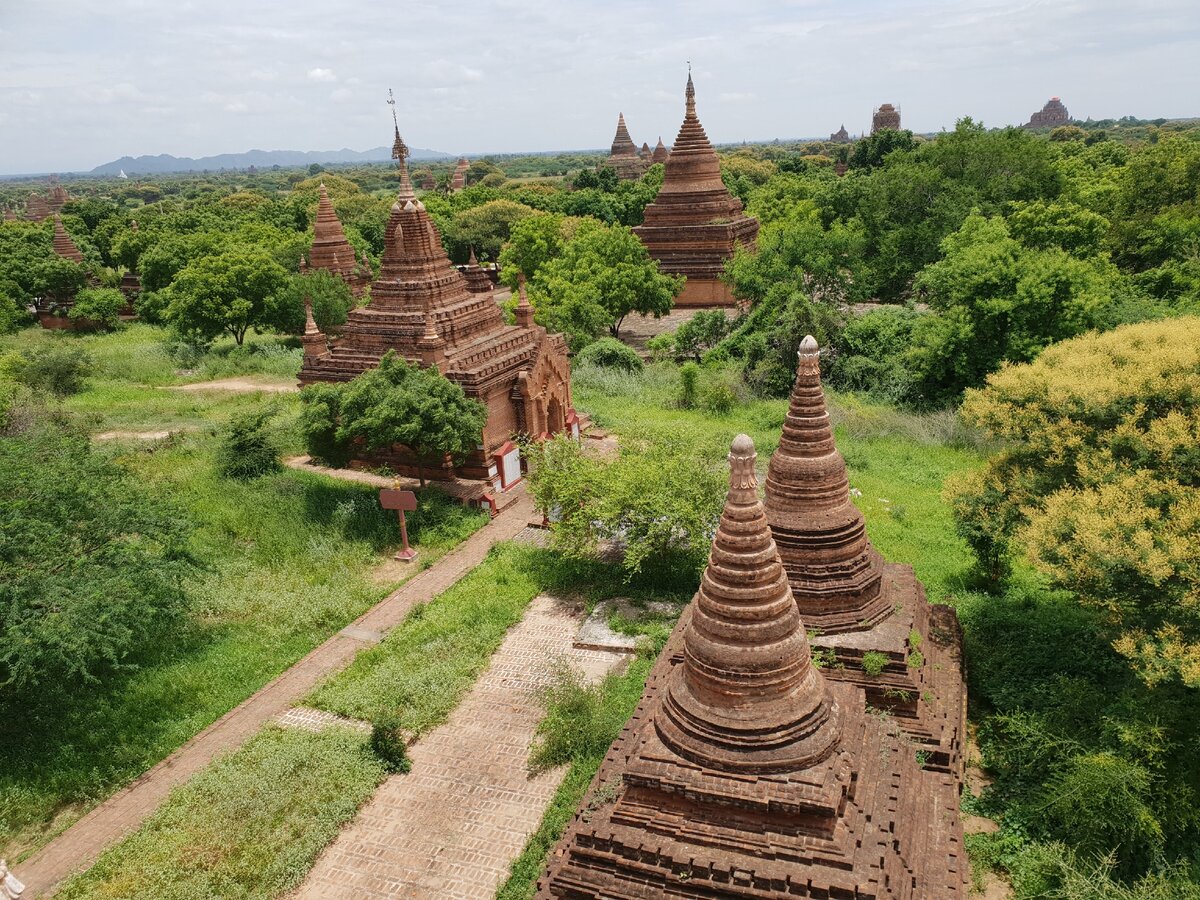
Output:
(55, 727), (386, 900)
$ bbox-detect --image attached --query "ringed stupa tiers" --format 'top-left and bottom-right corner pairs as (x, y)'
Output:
(651, 136), (670, 163)
(765, 336), (967, 772)
(299, 121), (574, 489)
(538, 434), (967, 898)
(601, 113), (649, 180)
(450, 158), (469, 191)
(633, 73), (759, 307)
(305, 184), (371, 297)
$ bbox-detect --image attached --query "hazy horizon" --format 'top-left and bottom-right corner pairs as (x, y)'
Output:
(2, 0), (1197, 176)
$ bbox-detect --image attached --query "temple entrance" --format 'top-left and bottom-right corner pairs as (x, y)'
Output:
(547, 397), (565, 435)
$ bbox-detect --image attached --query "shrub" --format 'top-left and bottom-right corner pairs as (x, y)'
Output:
(68, 287), (127, 330)
(1, 344), (94, 396)
(0, 421), (193, 702)
(673, 310), (731, 361)
(829, 306), (921, 403)
(370, 711), (412, 774)
(575, 337), (643, 373)
(949, 317), (1200, 683)
(216, 408), (281, 480)
(677, 362), (699, 409)
(862, 651), (887, 676)
(0, 291), (28, 334)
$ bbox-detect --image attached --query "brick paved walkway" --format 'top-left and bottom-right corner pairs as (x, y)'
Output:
(14, 493), (535, 898)
(293, 595), (622, 900)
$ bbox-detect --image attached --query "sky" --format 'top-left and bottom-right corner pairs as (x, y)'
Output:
(1, 0), (1198, 175)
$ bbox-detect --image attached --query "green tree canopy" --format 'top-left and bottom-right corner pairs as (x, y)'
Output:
(162, 247), (290, 345)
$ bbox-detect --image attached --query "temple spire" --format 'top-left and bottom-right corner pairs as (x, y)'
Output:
(514, 275), (535, 329)
(656, 434), (841, 773)
(302, 298), (326, 361)
(764, 336), (888, 631)
(685, 68), (696, 119)
(388, 88), (416, 202)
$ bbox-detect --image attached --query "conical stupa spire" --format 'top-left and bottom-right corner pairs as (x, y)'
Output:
(308, 185), (358, 280)
(52, 215), (84, 263)
(302, 297), (327, 361)
(610, 112), (638, 157)
(764, 337), (888, 631)
(388, 88), (417, 202)
(656, 434), (841, 773)
(685, 70), (696, 119)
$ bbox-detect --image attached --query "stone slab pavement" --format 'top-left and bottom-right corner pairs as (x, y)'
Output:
(15, 493), (535, 898)
(292, 594), (623, 900)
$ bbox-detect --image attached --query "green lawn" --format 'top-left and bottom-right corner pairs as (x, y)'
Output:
(55, 727), (387, 900)
(0, 324), (487, 862)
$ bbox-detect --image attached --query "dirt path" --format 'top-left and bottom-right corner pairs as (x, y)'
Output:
(14, 493), (535, 898)
(167, 375), (299, 393)
(293, 594), (623, 900)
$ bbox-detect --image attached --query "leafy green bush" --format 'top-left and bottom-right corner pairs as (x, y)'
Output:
(1, 343), (94, 396)
(370, 711), (413, 774)
(68, 286), (127, 330)
(216, 408), (281, 480)
(677, 361), (699, 409)
(575, 337), (643, 373)
(0, 290), (28, 334)
(949, 317), (1200, 683)
(829, 306), (921, 402)
(0, 420), (193, 702)
(862, 651), (887, 676)
(528, 661), (636, 772)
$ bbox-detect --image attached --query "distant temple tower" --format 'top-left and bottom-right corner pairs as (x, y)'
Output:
(872, 102), (901, 133)
(601, 113), (650, 180)
(25, 194), (51, 222)
(651, 136), (669, 163)
(633, 72), (759, 307)
(450, 157), (469, 191)
(830, 123), (851, 143)
(298, 108), (574, 490)
(51, 214), (84, 264)
(538, 430), (968, 898)
(1024, 97), (1070, 129)
(307, 184), (370, 297)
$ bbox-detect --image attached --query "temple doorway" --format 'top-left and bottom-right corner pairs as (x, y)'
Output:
(547, 397), (565, 435)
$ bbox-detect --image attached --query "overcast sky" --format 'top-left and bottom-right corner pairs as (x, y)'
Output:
(2, 0), (1197, 175)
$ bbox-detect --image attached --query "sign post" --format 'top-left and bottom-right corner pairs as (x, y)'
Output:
(379, 487), (419, 562)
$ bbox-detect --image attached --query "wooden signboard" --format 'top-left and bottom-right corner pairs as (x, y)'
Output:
(379, 489), (418, 561)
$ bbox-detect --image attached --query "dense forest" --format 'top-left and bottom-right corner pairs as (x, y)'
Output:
(3, 116), (1200, 898)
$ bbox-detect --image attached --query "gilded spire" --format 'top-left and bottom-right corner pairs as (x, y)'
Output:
(656, 434), (841, 774)
(764, 336), (888, 631)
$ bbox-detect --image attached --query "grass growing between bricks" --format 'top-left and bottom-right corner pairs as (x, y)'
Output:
(308, 542), (545, 731)
(55, 727), (387, 900)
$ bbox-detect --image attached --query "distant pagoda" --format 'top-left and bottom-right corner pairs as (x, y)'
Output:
(830, 123), (851, 143)
(306, 184), (370, 297)
(1024, 96), (1070, 129)
(450, 157), (469, 191)
(651, 136), (669, 163)
(51, 214), (83, 264)
(25, 193), (51, 222)
(872, 102), (901, 133)
(601, 113), (650, 181)
(35, 215), (89, 328)
(538, 431), (968, 898)
(764, 336), (967, 771)
(633, 72), (759, 307)
(298, 111), (574, 488)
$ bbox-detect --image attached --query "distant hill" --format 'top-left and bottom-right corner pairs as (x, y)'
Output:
(89, 146), (453, 176)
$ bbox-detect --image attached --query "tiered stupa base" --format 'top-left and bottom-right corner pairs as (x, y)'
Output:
(538, 605), (968, 899)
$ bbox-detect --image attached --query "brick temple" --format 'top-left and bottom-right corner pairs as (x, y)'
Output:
(651, 136), (670, 164)
(765, 336), (967, 772)
(298, 125), (574, 489)
(633, 73), (759, 307)
(302, 184), (371, 297)
(1024, 97), (1070, 129)
(602, 113), (650, 181)
(450, 157), (469, 191)
(34, 215), (88, 328)
(538, 428), (968, 898)
(830, 123), (851, 143)
(872, 103), (901, 133)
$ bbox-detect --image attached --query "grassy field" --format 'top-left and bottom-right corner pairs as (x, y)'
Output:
(0, 324), (487, 862)
(55, 727), (387, 900)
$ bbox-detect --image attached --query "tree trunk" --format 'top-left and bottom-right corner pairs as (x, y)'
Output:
(417, 462), (427, 488)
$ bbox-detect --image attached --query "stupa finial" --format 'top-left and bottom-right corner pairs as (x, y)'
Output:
(388, 88), (416, 202)
(685, 67), (696, 119)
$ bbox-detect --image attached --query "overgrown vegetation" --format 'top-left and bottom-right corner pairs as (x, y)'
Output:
(55, 726), (386, 900)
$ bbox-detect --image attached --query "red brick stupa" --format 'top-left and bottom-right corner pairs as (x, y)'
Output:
(538, 434), (968, 898)
(601, 113), (649, 181)
(765, 336), (966, 771)
(651, 136), (670, 163)
(25, 194), (51, 222)
(307, 184), (370, 297)
(51, 215), (84, 264)
(871, 102), (901, 133)
(299, 125), (573, 487)
(633, 73), (759, 307)
(1024, 97), (1070, 129)
(450, 158), (469, 191)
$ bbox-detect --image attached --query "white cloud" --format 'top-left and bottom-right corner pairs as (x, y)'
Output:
(307, 67), (337, 83)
